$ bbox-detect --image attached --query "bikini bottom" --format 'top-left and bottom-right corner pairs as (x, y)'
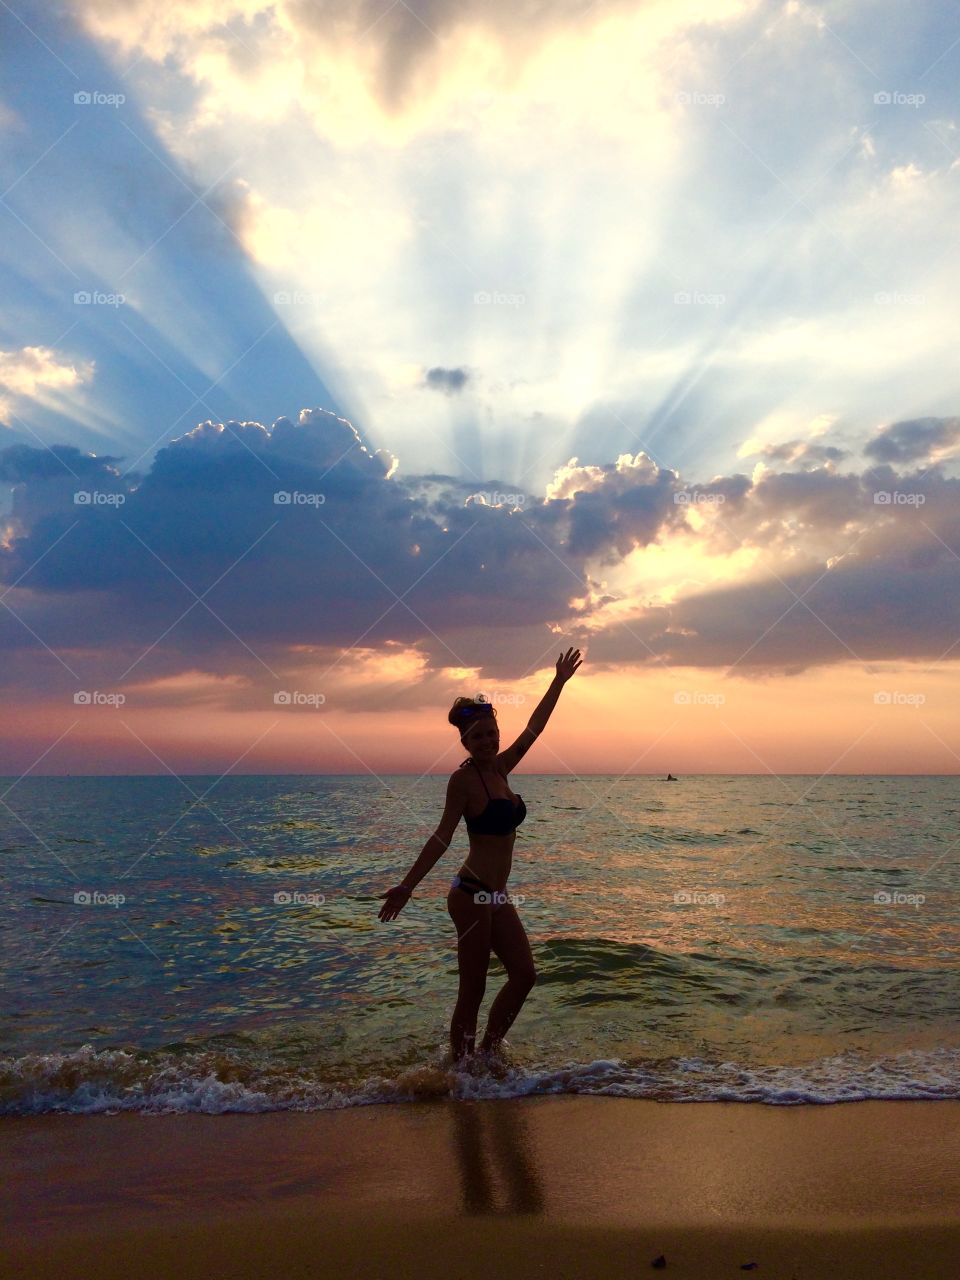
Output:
(450, 872), (507, 911)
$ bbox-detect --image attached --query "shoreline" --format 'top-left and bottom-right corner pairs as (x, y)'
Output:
(6, 1096), (960, 1278)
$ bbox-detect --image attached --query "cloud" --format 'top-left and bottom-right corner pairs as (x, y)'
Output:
(74, 0), (756, 135)
(0, 442), (128, 528)
(61, 0), (960, 498)
(537, 452), (687, 559)
(0, 409), (592, 682)
(3, 406), (960, 692)
(424, 366), (469, 395)
(583, 503), (960, 675)
(0, 443), (124, 484)
(863, 416), (960, 467)
(750, 439), (850, 468)
(580, 458), (960, 674)
(0, 346), (95, 419)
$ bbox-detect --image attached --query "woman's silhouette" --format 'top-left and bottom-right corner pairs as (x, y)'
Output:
(378, 647), (583, 1063)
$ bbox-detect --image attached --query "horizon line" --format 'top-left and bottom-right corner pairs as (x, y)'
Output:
(0, 772), (957, 780)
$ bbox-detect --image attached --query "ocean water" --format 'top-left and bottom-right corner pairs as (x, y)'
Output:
(2, 773), (959, 1114)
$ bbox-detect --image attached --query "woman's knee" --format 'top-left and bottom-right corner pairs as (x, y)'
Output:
(509, 963), (537, 993)
(455, 977), (487, 1008)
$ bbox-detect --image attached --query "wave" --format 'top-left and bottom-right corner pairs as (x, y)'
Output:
(2, 1043), (959, 1115)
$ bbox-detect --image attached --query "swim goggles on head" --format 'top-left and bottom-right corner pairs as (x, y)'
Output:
(456, 702), (495, 720)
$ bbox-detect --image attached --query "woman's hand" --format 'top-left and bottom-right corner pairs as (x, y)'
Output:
(555, 646), (583, 683)
(378, 884), (412, 922)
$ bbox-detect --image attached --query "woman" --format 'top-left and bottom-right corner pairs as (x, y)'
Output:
(378, 647), (583, 1063)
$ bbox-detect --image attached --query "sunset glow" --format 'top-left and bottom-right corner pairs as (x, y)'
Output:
(2, 0), (959, 774)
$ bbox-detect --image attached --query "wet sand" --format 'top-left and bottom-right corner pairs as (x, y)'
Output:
(5, 1097), (960, 1278)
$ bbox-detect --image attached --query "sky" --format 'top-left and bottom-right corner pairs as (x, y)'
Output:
(1, 0), (960, 776)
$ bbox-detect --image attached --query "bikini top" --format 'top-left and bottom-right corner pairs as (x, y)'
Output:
(461, 759), (527, 836)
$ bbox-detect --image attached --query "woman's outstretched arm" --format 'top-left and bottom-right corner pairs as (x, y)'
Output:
(497, 647), (583, 772)
(528, 647), (583, 734)
(377, 772), (465, 921)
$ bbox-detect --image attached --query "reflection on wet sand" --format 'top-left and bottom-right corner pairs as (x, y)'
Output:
(451, 1099), (546, 1215)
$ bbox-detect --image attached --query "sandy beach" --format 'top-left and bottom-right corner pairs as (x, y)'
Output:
(5, 1097), (960, 1278)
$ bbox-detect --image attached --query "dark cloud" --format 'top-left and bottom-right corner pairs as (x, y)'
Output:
(756, 439), (849, 467)
(863, 417), (960, 466)
(705, 468), (865, 553)
(2, 409), (960, 690)
(585, 517), (960, 675)
(583, 459), (960, 674)
(0, 410), (594, 686)
(0, 443), (124, 484)
(424, 366), (469, 395)
(528, 455), (686, 560)
(0, 443), (132, 534)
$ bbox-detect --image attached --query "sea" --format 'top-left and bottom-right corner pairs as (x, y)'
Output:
(2, 773), (958, 1115)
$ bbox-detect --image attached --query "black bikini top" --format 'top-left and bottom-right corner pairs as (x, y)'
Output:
(461, 759), (527, 836)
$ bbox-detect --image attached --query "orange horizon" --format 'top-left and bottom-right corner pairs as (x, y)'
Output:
(2, 660), (958, 776)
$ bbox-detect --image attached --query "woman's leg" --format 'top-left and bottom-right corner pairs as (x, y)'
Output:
(446, 886), (492, 1061)
(480, 904), (537, 1053)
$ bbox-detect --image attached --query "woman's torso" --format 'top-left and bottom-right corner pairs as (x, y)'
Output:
(456, 761), (524, 891)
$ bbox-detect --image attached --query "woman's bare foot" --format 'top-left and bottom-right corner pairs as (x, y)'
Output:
(442, 1043), (512, 1079)
(476, 1041), (512, 1077)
